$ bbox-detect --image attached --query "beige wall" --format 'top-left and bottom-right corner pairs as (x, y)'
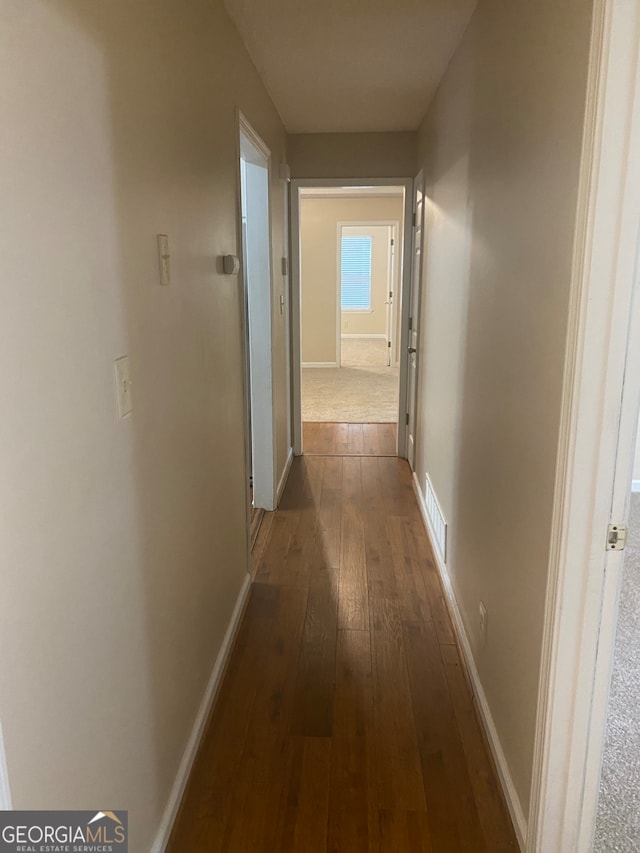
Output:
(414, 0), (593, 819)
(0, 0), (288, 850)
(300, 196), (404, 363)
(288, 132), (417, 178)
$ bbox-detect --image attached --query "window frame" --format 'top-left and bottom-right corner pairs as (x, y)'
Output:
(340, 233), (374, 313)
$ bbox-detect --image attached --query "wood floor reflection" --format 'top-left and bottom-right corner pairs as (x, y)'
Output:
(167, 451), (518, 852)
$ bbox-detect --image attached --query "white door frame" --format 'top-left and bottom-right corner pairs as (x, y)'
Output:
(406, 171), (425, 472)
(336, 219), (401, 367)
(290, 179), (413, 456)
(237, 111), (278, 512)
(388, 223), (398, 367)
(528, 1), (640, 850)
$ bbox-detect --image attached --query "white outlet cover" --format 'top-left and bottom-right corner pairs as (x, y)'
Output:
(114, 356), (132, 418)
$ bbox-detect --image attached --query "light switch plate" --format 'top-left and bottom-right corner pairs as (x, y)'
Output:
(114, 356), (133, 418)
(157, 234), (170, 285)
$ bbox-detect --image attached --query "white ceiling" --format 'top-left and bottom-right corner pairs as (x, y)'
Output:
(224, 0), (476, 133)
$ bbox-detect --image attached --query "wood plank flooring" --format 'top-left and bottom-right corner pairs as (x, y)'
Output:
(303, 422), (397, 456)
(167, 451), (518, 852)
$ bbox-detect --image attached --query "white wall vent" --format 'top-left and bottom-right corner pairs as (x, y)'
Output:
(425, 473), (447, 562)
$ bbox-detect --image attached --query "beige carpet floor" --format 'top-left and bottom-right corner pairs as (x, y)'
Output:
(302, 338), (399, 423)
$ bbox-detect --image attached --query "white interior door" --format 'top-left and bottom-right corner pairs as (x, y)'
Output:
(240, 121), (276, 511)
(406, 174), (425, 470)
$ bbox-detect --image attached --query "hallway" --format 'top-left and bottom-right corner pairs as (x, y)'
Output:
(167, 450), (518, 851)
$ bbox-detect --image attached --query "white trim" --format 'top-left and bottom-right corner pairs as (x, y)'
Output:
(412, 473), (526, 850)
(299, 189), (405, 199)
(529, 1), (640, 851)
(290, 182), (302, 455)
(335, 223), (343, 365)
(283, 177), (292, 458)
(238, 111), (271, 162)
(406, 172), (425, 471)
(290, 177), (413, 458)
(0, 721), (11, 810)
(277, 447), (294, 505)
(301, 361), (338, 368)
(341, 333), (387, 339)
(335, 220), (402, 227)
(151, 573), (252, 853)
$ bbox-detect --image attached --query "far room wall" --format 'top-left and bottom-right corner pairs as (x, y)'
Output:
(300, 195), (404, 364)
(287, 132), (417, 179)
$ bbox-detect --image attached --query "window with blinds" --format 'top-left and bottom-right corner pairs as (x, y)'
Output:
(341, 235), (372, 310)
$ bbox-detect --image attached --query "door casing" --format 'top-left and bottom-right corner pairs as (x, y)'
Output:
(290, 178), (413, 456)
(528, 0), (640, 849)
(406, 172), (425, 472)
(237, 112), (277, 515)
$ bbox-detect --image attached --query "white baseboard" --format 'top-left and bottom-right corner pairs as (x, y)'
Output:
(0, 721), (11, 809)
(150, 573), (252, 853)
(340, 333), (387, 339)
(277, 447), (294, 505)
(412, 472), (527, 850)
(301, 362), (338, 368)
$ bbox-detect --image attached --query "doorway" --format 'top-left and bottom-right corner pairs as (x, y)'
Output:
(238, 114), (276, 517)
(291, 181), (413, 457)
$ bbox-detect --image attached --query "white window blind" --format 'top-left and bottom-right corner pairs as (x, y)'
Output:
(341, 236), (372, 310)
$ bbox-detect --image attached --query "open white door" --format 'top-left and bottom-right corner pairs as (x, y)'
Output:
(239, 115), (276, 511)
(406, 173), (425, 470)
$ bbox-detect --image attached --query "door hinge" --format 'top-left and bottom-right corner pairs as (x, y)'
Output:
(607, 523), (627, 551)
(406, 413), (410, 426)
(408, 317), (413, 331)
(412, 212), (417, 227)
(387, 340), (391, 348)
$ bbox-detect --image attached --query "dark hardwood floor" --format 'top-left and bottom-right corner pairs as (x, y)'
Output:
(167, 451), (518, 852)
(303, 422), (397, 456)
